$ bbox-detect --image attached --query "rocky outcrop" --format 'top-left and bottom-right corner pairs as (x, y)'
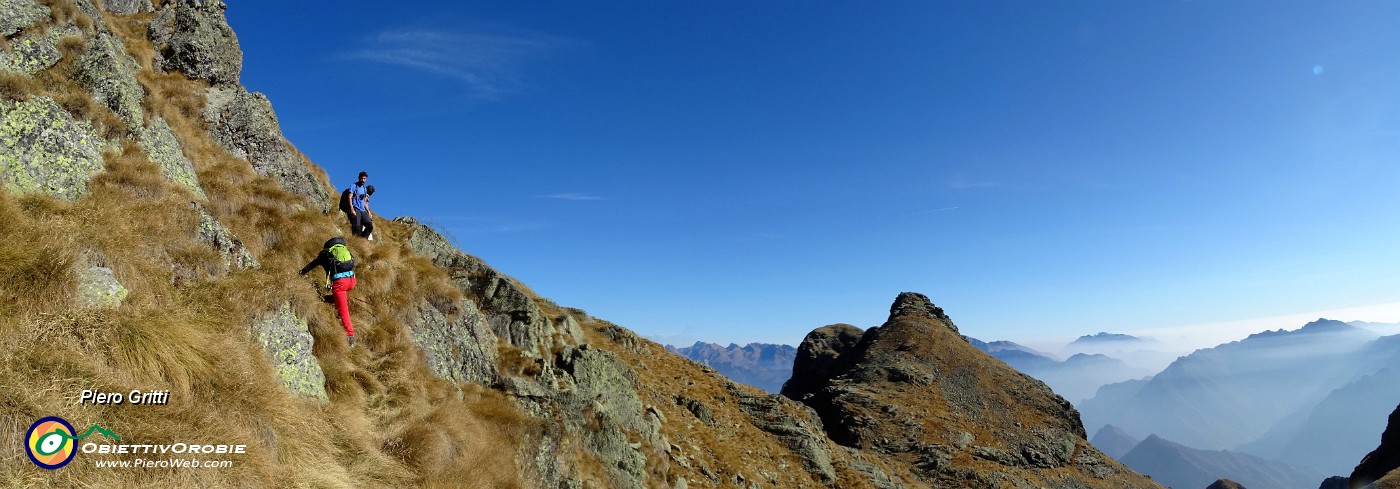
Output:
(783, 292), (1160, 488)
(78, 266), (127, 308)
(781, 323), (863, 401)
(191, 201), (258, 272)
(396, 217), (660, 488)
(75, 32), (145, 127)
(1350, 404), (1400, 488)
(203, 86), (329, 209)
(139, 117), (205, 197)
(100, 0), (153, 15)
(0, 97), (109, 200)
(397, 217), (579, 358)
(730, 385), (837, 483)
(1207, 480), (1246, 489)
(251, 302), (326, 400)
(409, 299), (498, 386)
(1320, 476), (1349, 489)
(0, 23), (83, 74)
(148, 0), (241, 85)
(0, 0), (48, 38)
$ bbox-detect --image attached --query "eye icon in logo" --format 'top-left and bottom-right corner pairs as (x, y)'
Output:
(26, 417), (77, 470)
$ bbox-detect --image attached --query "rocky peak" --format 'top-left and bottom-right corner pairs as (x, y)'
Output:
(888, 291), (954, 329)
(782, 292), (1160, 487)
(1206, 479), (1246, 489)
(781, 323), (864, 401)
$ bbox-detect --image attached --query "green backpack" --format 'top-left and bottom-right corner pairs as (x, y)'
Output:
(323, 237), (355, 276)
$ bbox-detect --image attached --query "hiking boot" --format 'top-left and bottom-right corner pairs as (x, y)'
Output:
(348, 335), (355, 348)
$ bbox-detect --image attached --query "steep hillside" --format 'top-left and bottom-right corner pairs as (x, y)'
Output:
(781, 293), (1162, 488)
(665, 342), (796, 394)
(0, 2), (1171, 488)
(1350, 403), (1400, 488)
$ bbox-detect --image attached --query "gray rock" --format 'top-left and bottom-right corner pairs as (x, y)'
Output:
(191, 201), (258, 271)
(840, 447), (902, 489)
(139, 117), (204, 198)
(203, 86), (329, 210)
(676, 395), (714, 426)
(730, 387), (838, 484)
(100, 0), (153, 15)
(408, 299), (499, 386)
(77, 266), (126, 308)
(148, 0), (241, 84)
(250, 302), (326, 400)
(0, 24), (82, 74)
(75, 32), (145, 128)
(0, 0), (48, 37)
(69, 0), (103, 21)
(0, 97), (108, 200)
(558, 347), (649, 489)
(397, 217), (557, 357)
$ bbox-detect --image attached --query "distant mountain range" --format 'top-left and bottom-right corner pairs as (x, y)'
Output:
(1080, 318), (1400, 475)
(1072, 332), (1150, 345)
(969, 338), (1151, 403)
(1118, 434), (1327, 489)
(665, 342), (797, 393)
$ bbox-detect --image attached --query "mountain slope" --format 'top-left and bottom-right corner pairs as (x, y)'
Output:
(1119, 435), (1327, 489)
(1080, 319), (1379, 450)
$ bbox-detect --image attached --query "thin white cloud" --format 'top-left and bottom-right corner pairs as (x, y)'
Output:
(539, 193), (605, 201)
(946, 181), (1002, 190)
(346, 27), (574, 97)
(914, 206), (960, 215)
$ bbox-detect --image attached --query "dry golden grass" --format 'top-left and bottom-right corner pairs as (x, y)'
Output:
(0, 12), (531, 488)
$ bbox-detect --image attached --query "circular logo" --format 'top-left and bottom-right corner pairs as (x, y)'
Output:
(25, 417), (77, 470)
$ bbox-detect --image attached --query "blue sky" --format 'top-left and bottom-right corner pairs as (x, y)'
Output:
(226, 2), (1400, 348)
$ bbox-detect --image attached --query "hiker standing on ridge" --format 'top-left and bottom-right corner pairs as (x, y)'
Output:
(357, 185), (376, 241)
(340, 171), (369, 238)
(299, 237), (358, 347)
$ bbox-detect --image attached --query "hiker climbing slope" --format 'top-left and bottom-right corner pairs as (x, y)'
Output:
(299, 237), (358, 347)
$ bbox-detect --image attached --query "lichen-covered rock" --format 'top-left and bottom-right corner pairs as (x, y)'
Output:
(0, 97), (108, 200)
(557, 346), (650, 489)
(100, 0), (153, 15)
(191, 201), (258, 271)
(397, 217), (556, 357)
(0, 0), (48, 37)
(75, 32), (145, 128)
(138, 117), (204, 197)
(0, 24), (82, 74)
(148, 0), (241, 85)
(251, 302), (326, 400)
(203, 86), (328, 210)
(409, 299), (498, 386)
(77, 266), (127, 308)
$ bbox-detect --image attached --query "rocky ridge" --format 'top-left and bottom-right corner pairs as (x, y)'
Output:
(0, 2), (1170, 487)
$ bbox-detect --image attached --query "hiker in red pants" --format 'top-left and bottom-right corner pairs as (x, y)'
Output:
(299, 237), (358, 347)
